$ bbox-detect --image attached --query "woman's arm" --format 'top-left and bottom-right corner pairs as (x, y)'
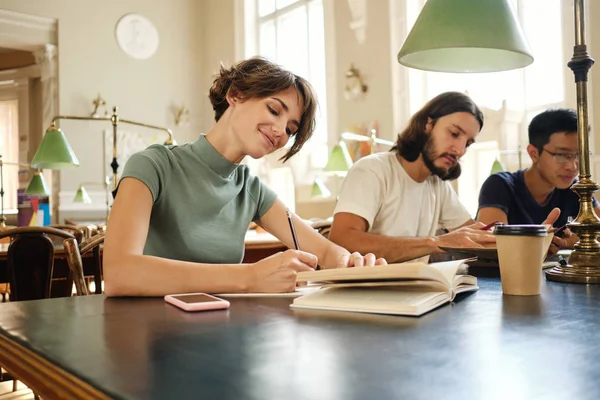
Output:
(257, 199), (385, 268)
(104, 178), (315, 296)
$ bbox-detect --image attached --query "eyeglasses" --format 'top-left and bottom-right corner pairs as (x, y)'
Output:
(541, 148), (579, 164)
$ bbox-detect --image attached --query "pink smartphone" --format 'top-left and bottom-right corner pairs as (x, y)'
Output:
(164, 293), (230, 312)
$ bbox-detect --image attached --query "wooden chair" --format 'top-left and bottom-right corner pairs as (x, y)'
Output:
(50, 224), (86, 244)
(0, 226), (85, 398)
(0, 226), (81, 301)
(63, 220), (101, 240)
(64, 232), (105, 296)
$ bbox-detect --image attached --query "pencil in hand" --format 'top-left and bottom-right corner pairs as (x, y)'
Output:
(286, 208), (300, 250)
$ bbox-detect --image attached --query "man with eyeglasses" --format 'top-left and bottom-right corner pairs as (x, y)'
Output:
(477, 108), (599, 253)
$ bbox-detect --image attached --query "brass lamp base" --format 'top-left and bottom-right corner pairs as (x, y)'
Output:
(546, 230), (600, 283)
(546, 249), (600, 284)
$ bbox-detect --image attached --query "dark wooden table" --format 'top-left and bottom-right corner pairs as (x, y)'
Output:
(0, 275), (599, 400)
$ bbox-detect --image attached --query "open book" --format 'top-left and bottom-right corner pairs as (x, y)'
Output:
(290, 259), (477, 317)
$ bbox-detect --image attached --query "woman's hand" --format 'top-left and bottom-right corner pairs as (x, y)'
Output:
(247, 249), (317, 293)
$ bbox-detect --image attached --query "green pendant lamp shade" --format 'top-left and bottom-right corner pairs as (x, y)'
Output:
(324, 142), (353, 174)
(31, 124), (80, 169)
(73, 185), (92, 204)
(25, 171), (51, 197)
(398, 0), (534, 73)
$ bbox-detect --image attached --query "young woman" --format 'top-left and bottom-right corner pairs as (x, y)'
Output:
(103, 57), (386, 297)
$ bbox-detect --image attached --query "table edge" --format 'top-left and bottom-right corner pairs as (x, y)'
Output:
(0, 331), (111, 400)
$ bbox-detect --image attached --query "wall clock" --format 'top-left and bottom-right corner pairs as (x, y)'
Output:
(115, 13), (159, 60)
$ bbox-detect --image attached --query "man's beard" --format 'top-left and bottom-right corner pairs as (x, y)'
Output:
(421, 135), (462, 181)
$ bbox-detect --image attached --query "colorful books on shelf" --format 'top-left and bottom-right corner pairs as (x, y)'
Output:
(291, 259), (477, 317)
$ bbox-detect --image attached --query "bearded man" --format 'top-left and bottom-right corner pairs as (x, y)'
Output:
(329, 92), (495, 263)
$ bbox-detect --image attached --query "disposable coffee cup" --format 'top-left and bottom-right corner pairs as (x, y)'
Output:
(494, 224), (554, 295)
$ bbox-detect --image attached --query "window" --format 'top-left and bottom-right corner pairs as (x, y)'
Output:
(0, 98), (19, 212)
(406, 0), (564, 116)
(245, 0), (328, 169)
(403, 0), (565, 215)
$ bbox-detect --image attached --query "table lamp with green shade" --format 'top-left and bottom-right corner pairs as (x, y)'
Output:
(398, 0), (533, 73)
(72, 179), (111, 221)
(399, 0), (600, 282)
(73, 185), (92, 204)
(311, 142), (353, 198)
(31, 123), (80, 169)
(489, 158), (506, 175)
(25, 170), (51, 196)
(0, 158), (52, 227)
(324, 141), (353, 174)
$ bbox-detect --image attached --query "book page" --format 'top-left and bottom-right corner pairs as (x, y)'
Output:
(217, 286), (321, 298)
(452, 275), (479, 298)
(296, 261), (449, 286)
(428, 260), (471, 287)
(319, 280), (448, 292)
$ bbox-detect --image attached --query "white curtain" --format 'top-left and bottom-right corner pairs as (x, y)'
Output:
(0, 99), (19, 211)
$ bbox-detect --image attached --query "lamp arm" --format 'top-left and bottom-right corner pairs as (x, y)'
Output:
(341, 132), (395, 148)
(78, 181), (108, 188)
(372, 137), (395, 147)
(52, 115), (112, 124)
(119, 118), (175, 143)
(51, 114), (176, 142)
(51, 110), (176, 191)
(0, 161), (35, 169)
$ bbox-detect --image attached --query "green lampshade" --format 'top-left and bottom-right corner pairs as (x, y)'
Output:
(25, 171), (51, 197)
(31, 124), (80, 169)
(73, 185), (92, 204)
(398, 0), (534, 73)
(311, 179), (331, 198)
(324, 142), (353, 173)
(490, 158), (506, 174)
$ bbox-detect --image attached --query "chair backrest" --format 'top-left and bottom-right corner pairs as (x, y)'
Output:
(64, 232), (106, 296)
(50, 224), (85, 244)
(0, 227), (75, 301)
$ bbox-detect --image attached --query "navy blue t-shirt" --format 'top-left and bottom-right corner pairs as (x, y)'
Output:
(477, 170), (597, 228)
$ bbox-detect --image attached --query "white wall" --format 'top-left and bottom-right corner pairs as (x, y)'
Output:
(0, 0), (204, 193)
(198, 0), (237, 135)
(332, 0), (396, 143)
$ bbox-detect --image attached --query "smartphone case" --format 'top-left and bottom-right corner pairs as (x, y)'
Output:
(164, 293), (230, 312)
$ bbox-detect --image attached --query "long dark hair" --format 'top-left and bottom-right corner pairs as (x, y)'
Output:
(208, 56), (318, 162)
(391, 92), (484, 161)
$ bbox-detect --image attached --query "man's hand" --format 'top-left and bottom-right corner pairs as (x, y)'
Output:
(436, 222), (496, 249)
(335, 251), (388, 268)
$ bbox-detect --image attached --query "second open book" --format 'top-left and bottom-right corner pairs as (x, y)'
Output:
(291, 259), (477, 316)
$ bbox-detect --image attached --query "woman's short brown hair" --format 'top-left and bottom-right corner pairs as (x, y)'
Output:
(391, 91), (484, 161)
(208, 56), (318, 162)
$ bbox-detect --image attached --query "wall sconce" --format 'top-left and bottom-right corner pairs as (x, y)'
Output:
(344, 64), (368, 101)
(174, 106), (190, 127)
(90, 94), (109, 118)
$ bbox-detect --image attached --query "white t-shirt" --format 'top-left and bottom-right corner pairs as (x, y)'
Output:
(334, 152), (471, 237)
